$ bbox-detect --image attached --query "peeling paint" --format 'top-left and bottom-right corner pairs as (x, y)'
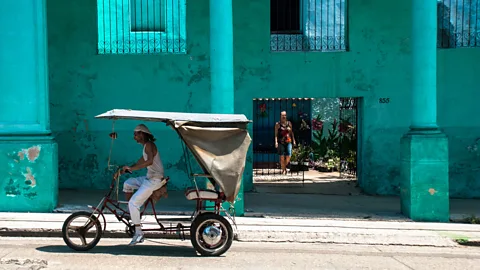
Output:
(17, 146), (41, 163)
(428, 188), (437, 195)
(27, 146), (41, 161)
(187, 66), (209, 86)
(24, 192), (37, 199)
(184, 91), (193, 112)
(4, 179), (20, 197)
(22, 167), (36, 188)
(83, 119), (89, 131)
(0, 142), (55, 211)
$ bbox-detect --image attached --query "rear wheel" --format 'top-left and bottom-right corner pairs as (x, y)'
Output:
(62, 211), (102, 251)
(190, 213), (233, 256)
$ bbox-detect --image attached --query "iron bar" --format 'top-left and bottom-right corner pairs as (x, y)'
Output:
(338, 97), (357, 178)
(437, 0), (480, 48)
(270, 0), (347, 52)
(98, 0), (185, 54)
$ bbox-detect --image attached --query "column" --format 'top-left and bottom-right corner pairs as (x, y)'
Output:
(400, 0), (449, 222)
(0, 0), (58, 212)
(210, 0), (234, 113)
(209, 0), (244, 216)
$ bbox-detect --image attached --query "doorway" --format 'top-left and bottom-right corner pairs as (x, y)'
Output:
(252, 97), (359, 195)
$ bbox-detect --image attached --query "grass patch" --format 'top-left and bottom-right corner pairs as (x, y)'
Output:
(463, 215), (480, 224)
(455, 238), (470, 244)
(451, 214), (480, 224)
(438, 231), (480, 247)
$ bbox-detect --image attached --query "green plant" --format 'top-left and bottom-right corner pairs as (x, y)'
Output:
(464, 215), (480, 224)
(311, 115), (337, 160)
(310, 113), (357, 173)
(311, 116), (340, 162)
(326, 157), (340, 171)
(290, 147), (299, 162)
(296, 144), (312, 163)
(338, 116), (357, 161)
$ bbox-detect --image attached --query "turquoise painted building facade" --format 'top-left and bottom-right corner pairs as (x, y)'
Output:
(1, 0), (479, 221)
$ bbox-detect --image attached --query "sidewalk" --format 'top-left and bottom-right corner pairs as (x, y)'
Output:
(55, 189), (480, 222)
(1, 189), (480, 247)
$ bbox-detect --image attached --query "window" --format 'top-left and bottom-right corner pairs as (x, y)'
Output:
(270, 0), (347, 52)
(97, 0), (186, 54)
(271, 0), (302, 34)
(437, 0), (480, 48)
(130, 0), (166, 32)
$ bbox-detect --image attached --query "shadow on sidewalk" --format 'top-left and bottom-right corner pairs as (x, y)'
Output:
(36, 240), (199, 257)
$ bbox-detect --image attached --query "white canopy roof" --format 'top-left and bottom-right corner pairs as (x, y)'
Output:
(95, 109), (251, 124)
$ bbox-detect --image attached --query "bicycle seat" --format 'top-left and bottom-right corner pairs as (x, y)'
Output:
(149, 176), (170, 202)
(184, 188), (219, 201)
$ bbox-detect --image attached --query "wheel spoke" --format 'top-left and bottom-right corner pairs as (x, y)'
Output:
(84, 219), (95, 230)
(79, 234), (87, 246)
(67, 226), (81, 231)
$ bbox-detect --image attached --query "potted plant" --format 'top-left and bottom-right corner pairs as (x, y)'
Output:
(299, 144), (312, 171)
(289, 147), (299, 172)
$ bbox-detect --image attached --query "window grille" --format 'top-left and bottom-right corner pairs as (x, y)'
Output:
(437, 0), (480, 48)
(97, 0), (186, 54)
(270, 0), (347, 52)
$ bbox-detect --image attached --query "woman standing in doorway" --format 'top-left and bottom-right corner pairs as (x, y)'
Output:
(275, 111), (296, 174)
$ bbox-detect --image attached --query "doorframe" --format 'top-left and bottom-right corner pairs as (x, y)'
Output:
(356, 97), (364, 188)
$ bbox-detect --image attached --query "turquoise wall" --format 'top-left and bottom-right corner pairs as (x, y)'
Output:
(46, 0), (480, 198)
(0, 0), (58, 212)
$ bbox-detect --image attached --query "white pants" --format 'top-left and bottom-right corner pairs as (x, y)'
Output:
(123, 176), (166, 225)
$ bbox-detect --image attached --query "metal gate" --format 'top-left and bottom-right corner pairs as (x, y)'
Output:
(252, 98), (313, 177)
(338, 97), (358, 178)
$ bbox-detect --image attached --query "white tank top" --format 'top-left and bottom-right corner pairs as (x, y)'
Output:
(143, 144), (164, 180)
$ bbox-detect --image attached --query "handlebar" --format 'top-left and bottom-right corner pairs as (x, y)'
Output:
(109, 166), (132, 190)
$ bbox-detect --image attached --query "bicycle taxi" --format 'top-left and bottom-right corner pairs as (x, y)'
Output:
(61, 109), (252, 256)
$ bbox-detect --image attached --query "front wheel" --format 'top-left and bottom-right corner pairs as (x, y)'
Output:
(62, 211), (103, 251)
(190, 213), (233, 256)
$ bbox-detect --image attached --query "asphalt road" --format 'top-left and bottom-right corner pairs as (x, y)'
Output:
(1, 237), (480, 269)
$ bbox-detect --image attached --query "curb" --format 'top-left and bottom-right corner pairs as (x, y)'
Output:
(235, 230), (457, 247)
(0, 226), (458, 248)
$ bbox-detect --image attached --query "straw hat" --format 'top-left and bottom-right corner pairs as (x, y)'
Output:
(134, 124), (152, 135)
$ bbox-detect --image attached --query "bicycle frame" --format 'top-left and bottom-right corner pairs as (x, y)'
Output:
(86, 169), (236, 239)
